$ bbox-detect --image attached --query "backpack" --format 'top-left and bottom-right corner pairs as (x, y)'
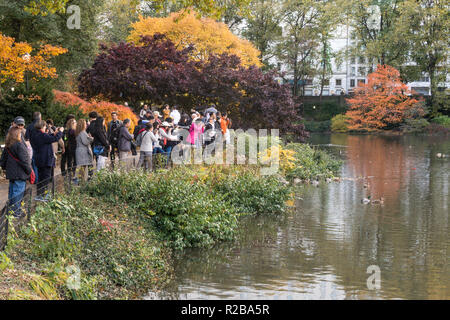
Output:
(62, 129), (69, 148)
(136, 131), (148, 147)
(110, 121), (121, 145)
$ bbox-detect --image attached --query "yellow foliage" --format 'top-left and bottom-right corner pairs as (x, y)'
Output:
(259, 145), (296, 174)
(0, 33), (67, 85)
(128, 10), (262, 67)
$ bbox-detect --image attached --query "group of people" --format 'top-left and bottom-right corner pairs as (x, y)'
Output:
(0, 104), (232, 217)
(135, 104), (232, 169)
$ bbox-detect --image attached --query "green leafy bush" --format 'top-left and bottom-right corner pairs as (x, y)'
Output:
(303, 120), (331, 132)
(284, 143), (342, 180)
(14, 195), (170, 299)
(400, 118), (430, 133)
(84, 165), (292, 250)
(431, 115), (450, 128)
(331, 114), (349, 133)
(84, 168), (242, 250)
(303, 101), (347, 121)
(207, 167), (291, 215)
(0, 84), (85, 138)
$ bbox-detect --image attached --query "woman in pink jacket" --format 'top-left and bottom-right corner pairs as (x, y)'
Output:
(187, 117), (204, 148)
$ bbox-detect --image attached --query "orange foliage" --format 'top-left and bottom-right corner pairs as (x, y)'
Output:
(0, 32), (67, 84)
(129, 10), (262, 67)
(53, 90), (138, 132)
(346, 65), (423, 131)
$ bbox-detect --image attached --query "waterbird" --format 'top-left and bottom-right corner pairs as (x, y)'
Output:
(361, 196), (371, 204)
(371, 197), (385, 205)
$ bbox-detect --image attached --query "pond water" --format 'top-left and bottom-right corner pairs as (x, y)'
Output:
(147, 134), (450, 300)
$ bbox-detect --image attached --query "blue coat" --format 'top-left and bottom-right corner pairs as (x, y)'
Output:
(30, 130), (63, 168)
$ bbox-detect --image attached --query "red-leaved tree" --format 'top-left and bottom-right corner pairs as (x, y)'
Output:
(78, 34), (308, 140)
(346, 65), (424, 131)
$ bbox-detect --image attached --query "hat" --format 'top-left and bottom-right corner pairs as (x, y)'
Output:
(14, 116), (25, 126)
(161, 121), (171, 127)
(153, 111), (160, 117)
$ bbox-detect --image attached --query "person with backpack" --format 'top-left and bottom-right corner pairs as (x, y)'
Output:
(0, 127), (32, 218)
(90, 117), (110, 172)
(136, 122), (158, 171)
(107, 112), (122, 166)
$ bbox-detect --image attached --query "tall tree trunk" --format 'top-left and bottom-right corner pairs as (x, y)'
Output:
(429, 65), (437, 115)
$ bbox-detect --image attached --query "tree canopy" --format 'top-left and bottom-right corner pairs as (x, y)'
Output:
(346, 65), (424, 131)
(78, 34), (307, 139)
(128, 9), (262, 67)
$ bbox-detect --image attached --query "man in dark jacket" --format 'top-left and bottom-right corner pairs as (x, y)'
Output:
(30, 120), (64, 201)
(107, 112), (122, 165)
(25, 112), (41, 182)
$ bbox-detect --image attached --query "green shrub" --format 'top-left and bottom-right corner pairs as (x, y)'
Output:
(208, 167), (291, 215)
(303, 101), (347, 121)
(85, 168), (242, 250)
(431, 115), (450, 128)
(331, 114), (349, 133)
(400, 118), (430, 133)
(15, 195), (170, 299)
(284, 143), (342, 180)
(303, 120), (331, 132)
(0, 83), (85, 138)
(84, 165), (292, 250)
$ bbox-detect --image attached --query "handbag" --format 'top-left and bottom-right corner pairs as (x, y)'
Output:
(130, 141), (137, 156)
(6, 148), (36, 184)
(93, 145), (104, 156)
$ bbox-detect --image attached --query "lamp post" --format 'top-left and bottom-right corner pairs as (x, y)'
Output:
(22, 53), (31, 91)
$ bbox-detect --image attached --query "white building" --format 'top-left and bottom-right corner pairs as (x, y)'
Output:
(277, 23), (449, 97)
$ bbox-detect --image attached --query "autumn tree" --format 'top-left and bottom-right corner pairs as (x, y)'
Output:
(0, 32), (67, 96)
(128, 9), (262, 67)
(78, 35), (307, 139)
(0, 0), (104, 91)
(78, 34), (198, 107)
(346, 65), (424, 131)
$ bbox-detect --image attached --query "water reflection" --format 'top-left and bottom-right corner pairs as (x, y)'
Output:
(149, 134), (450, 300)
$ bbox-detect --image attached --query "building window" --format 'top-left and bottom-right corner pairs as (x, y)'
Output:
(306, 79), (313, 85)
(358, 79), (366, 86)
(419, 76), (430, 82)
(336, 79), (342, 86)
(358, 67), (366, 76)
(323, 79), (330, 86)
(351, 67), (356, 76)
(350, 79), (356, 87)
(359, 56), (365, 64)
(350, 56), (356, 64)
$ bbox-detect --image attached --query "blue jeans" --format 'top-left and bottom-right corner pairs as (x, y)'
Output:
(163, 146), (173, 166)
(8, 180), (26, 217)
(31, 157), (39, 183)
